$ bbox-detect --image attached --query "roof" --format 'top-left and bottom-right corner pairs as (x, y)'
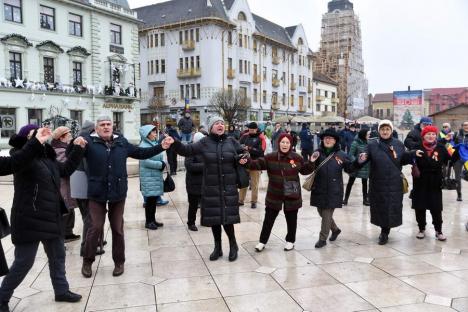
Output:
(223, 0), (235, 9)
(429, 87), (468, 96)
(313, 72), (337, 86)
(372, 93), (393, 102)
(285, 26), (297, 37)
(328, 0), (354, 13)
(135, 0), (230, 29)
(429, 103), (468, 117)
(252, 13), (295, 48)
(109, 0), (130, 9)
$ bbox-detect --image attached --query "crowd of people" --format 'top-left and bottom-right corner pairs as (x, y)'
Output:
(0, 111), (466, 311)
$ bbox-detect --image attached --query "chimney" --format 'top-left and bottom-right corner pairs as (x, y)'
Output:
(408, 86), (411, 91)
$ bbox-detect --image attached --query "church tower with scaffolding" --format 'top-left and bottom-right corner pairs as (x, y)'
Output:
(313, 0), (368, 118)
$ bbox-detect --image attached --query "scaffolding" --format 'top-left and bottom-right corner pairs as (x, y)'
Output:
(313, 5), (368, 118)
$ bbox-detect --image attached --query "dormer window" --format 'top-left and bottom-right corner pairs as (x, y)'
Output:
(238, 11), (246, 21)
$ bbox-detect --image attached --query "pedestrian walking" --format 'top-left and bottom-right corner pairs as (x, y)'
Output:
(308, 128), (358, 248)
(239, 133), (313, 252)
(0, 126), (86, 312)
(361, 120), (422, 245)
(80, 116), (174, 278)
(172, 116), (243, 262)
(343, 128), (370, 206)
(412, 126), (452, 241)
(139, 125), (166, 230)
(185, 131), (206, 231)
(239, 122), (264, 209)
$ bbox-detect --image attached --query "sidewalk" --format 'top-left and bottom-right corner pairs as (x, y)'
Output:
(0, 169), (467, 311)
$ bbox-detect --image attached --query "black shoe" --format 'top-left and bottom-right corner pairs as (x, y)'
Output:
(315, 240), (327, 248)
(143, 203), (146, 208)
(378, 233), (389, 245)
(228, 240), (239, 262)
(55, 290), (82, 303)
(81, 262), (92, 278)
(103, 240), (107, 246)
(209, 241), (223, 261)
(238, 202), (244, 206)
(342, 199), (348, 206)
(329, 229), (342, 241)
(145, 222), (158, 230)
(96, 248), (105, 255)
(363, 197), (370, 206)
(188, 224), (198, 231)
(113, 264), (124, 276)
(65, 234), (81, 243)
(251, 203), (257, 209)
(154, 221), (164, 227)
(0, 302), (9, 312)
(457, 196), (462, 202)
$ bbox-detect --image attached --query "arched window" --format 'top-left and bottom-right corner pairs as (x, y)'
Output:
(238, 11), (247, 21)
(297, 37), (303, 45)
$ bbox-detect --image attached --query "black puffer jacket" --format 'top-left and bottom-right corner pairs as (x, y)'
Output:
(404, 124), (422, 150)
(174, 134), (243, 226)
(365, 138), (413, 228)
(185, 154), (204, 196)
(9, 135), (84, 244)
(310, 147), (355, 209)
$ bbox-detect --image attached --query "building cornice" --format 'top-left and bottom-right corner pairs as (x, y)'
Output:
(139, 17), (236, 32)
(61, 0), (142, 24)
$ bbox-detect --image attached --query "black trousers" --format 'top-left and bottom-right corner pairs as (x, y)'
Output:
(381, 227), (391, 235)
(345, 177), (368, 200)
(77, 199), (91, 253)
(145, 196), (158, 224)
(62, 208), (76, 236)
(166, 149), (178, 174)
(187, 194), (200, 226)
(0, 238), (69, 303)
(260, 209), (298, 244)
(415, 209), (442, 233)
(211, 224), (235, 242)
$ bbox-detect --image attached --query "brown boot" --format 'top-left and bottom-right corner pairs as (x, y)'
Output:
(81, 262), (92, 278)
(112, 264), (124, 276)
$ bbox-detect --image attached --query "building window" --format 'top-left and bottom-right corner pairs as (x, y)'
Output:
(332, 92), (336, 98)
(0, 108), (16, 138)
(196, 84), (200, 99)
(150, 60), (154, 75)
(110, 23), (122, 45)
(28, 109), (42, 126)
(161, 59), (165, 73)
(113, 112), (123, 134)
(262, 90), (267, 103)
(290, 95), (294, 107)
(196, 28), (200, 42)
(325, 90), (328, 97)
(228, 58), (232, 69)
(253, 89), (257, 102)
(72, 61), (82, 85)
(9, 52), (22, 79)
(154, 33), (158, 47)
(332, 106), (335, 112)
(180, 85), (184, 99)
(191, 84), (196, 99)
(238, 34), (243, 47)
(239, 60), (243, 74)
(262, 66), (267, 80)
(253, 39), (257, 52)
(228, 31), (232, 45)
(4, 0), (22, 23)
(40, 5), (55, 30)
(316, 104), (321, 111)
(308, 97), (311, 108)
(179, 58), (183, 70)
(68, 13), (82, 36)
(190, 56), (195, 69)
(186, 84), (190, 98)
(282, 93), (286, 105)
(70, 110), (83, 125)
(43, 57), (54, 83)
(238, 11), (247, 21)
(155, 60), (159, 74)
(161, 33), (165, 46)
(179, 31), (183, 43)
(196, 56), (200, 69)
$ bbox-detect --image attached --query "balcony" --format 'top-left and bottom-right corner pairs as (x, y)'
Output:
(253, 74), (261, 84)
(308, 86), (313, 93)
(272, 79), (280, 88)
(177, 68), (201, 78)
(290, 82), (296, 90)
(298, 106), (306, 112)
(272, 101), (280, 110)
(272, 56), (281, 65)
(316, 95), (325, 102)
(227, 68), (236, 79)
(331, 97), (339, 104)
(181, 40), (195, 51)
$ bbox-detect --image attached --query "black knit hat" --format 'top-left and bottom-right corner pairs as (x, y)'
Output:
(247, 122), (258, 129)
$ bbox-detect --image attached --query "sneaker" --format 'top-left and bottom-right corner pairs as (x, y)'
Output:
(416, 231), (425, 239)
(255, 242), (265, 252)
(435, 232), (447, 241)
(329, 229), (341, 241)
(284, 242), (295, 251)
(65, 234), (81, 243)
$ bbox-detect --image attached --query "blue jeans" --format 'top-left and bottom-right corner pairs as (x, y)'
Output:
(0, 238), (69, 302)
(180, 132), (192, 143)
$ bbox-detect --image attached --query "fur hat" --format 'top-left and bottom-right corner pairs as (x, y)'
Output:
(247, 122), (258, 129)
(319, 128), (340, 141)
(378, 119), (394, 132)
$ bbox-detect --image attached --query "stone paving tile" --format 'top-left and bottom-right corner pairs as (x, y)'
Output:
(0, 173), (465, 311)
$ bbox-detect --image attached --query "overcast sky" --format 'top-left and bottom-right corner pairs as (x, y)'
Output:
(128, 0), (468, 94)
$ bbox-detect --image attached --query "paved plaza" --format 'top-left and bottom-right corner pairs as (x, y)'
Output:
(0, 168), (467, 312)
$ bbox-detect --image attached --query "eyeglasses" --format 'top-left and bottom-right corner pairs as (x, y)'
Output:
(443, 126), (449, 128)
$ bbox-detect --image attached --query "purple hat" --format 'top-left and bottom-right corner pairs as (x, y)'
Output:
(18, 124), (39, 138)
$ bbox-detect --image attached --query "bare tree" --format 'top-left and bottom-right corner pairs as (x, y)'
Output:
(210, 89), (249, 125)
(148, 95), (168, 122)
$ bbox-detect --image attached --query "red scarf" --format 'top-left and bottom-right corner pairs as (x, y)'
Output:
(422, 140), (437, 157)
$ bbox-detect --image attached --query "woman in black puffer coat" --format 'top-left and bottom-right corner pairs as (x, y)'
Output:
(173, 116), (243, 262)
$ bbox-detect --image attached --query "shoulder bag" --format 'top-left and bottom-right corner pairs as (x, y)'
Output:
(279, 154), (301, 199)
(302, 152), (335, 191)
(163, 166), (175, 192)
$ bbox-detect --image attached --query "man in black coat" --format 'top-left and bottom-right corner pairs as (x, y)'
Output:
(177, 111), (195, 143)
(81, 116), (174, 279)
(0, 125), (87, 312)
(239, 122), (264, 209)
(404, 117), (432, 150)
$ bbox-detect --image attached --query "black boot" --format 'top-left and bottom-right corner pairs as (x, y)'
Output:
(342, 198), (348, 206)
(363, 196), (370, 206)
(457, 191), (462, 201)
(378, 233), (389, 245)
(0, 302), (9, 312)
(228, 239), (239, 262)
(209, 241), (223, 261)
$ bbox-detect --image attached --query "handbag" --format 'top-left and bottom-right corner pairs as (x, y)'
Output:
(279, 154), (301, 199)
(163, 168), (175, 192)
(302, 152), (335, 191)
(442, 163), (459, 190)
(0, 208), (11, 239)
(411, 159), (420, 178)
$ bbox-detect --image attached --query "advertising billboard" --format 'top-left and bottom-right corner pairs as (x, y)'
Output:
(393, 90), (423, 129)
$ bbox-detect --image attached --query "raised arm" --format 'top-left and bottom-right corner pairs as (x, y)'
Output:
(244, 157), (267, 171)
(127, 136), (173, 159)
(0, 137), (43, 176)
(172, 139), (203, 157)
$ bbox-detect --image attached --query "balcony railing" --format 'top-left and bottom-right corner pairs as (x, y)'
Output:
(272, 79), (280, 88)
(272, 56), (281, 65)
(227, 68), (236, 79)
(177, 68), (201, 78)
(331, 97), (339, 104)
(181, 40), (195, 50)
(316, 95), (325, 101)
(298, 106), (306, 112)
(253, 74), (261, 84)
(290, 82), (296, 90)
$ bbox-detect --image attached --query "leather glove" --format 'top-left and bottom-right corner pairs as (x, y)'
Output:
(160, 161), (166, 171)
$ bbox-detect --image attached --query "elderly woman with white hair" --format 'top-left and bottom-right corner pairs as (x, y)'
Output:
(172, 116), (244, 262)
(359, 120), (423, 245)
